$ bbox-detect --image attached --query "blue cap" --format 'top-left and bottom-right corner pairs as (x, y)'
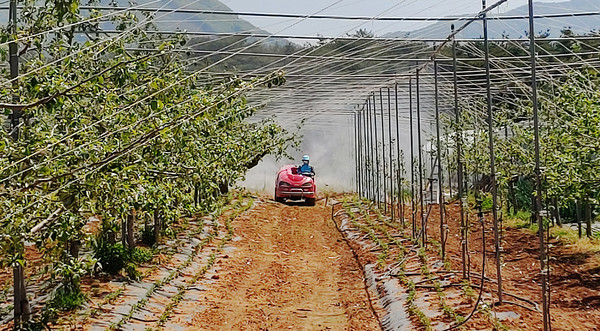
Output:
(302, 155), (310, 161)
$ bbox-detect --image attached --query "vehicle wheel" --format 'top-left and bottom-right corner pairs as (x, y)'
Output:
(305, 198), (316, 206)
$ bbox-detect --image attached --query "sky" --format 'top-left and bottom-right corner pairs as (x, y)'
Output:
(220, 0), (571, 38)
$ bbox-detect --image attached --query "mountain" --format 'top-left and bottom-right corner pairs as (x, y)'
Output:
(385, 0), (600, 39)
(110, 0), (264, 34)
(0, 0), (269, 37)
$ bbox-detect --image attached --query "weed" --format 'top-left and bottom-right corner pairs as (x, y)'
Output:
(48, 257), (96, 312)
(0, 304), (13, 318)
(125, 262), (141, 280)
(441, 300), (465, 324)
(479, 304), (509, 331)
(481, 195), (493, 212)
(92, 241), (127, 275)
(443, 260), (452, 271)
(461, 280), (476, 299)
(49, 286), (87, 311)
(19, 307), (58, 331)
(417, 247), (428, 264)
(104, 288), (124, 305)
(376, 252), (387, 269)
(129, 247), (153, 264)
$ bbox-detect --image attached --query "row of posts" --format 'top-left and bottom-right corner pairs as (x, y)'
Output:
(351, 0), (550, 329)
(352, 62), (454, 258)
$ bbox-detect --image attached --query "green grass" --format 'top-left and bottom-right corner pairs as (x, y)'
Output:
(551, 226), (580, 243)
(504, 209), (537, 232)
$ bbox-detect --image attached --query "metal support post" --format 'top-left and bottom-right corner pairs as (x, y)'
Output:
(452, 24), (468, 280)
(367, 96), (376, 202)
(434, 60), (446, 260)
(354, 110), (359, 194)
(9, 0), (20, 140)
(358, 107), (364, 198)
(409, 77), (416, 239)
(528, 1), (550, 329)
(362, 104), (369, 200)
(482, 0), (503, 304)
(416, 68), (426, 247)
(9, 1), (30, 325)
(379, 89), (387, 212)
(372, 93), (381, 209)
(387, 87), (394, 220)
(395, 83), (405, 227)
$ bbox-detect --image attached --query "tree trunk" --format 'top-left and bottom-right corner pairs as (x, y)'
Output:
(586, 200), (593, 238)
(154, 208), (161, 244)
(512, 179), (518, 213)
(576, 201), (582, 239)
(448, 166), (452, 198)
(69, 240), (80, 258)
(121, 219), (127, 247)
(531, 194), (537, 227)
(219, 181), (229, 195)
(507, 181), (514, 215)
(127, 211), (135, 249)
(399, 185), (405, 228)
(107, 229), (116, 244)
(554, 198), (561, 227)
(13, 264), (30, 325)
(547, 197), (555, 227)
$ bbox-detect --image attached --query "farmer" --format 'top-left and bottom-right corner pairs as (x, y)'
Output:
(298, 155), (315, 177)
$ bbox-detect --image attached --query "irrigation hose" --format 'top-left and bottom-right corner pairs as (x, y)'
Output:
(330, 202), (385, 331)
(442, 211), (487, 331)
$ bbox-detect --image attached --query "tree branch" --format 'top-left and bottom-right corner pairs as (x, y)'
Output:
(0, 54), (152, 111)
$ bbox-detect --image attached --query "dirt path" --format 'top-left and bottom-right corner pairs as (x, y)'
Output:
(170, 199), (381, 330)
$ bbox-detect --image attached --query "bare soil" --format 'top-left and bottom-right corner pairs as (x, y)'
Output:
(7, 194), (597, 330)
(1, 197), (381, 331)
(330, 197), (600, 331)
(181, 199), (381, 330)
(426, 200), (600, 330)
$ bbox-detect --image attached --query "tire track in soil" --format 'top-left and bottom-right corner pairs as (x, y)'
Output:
(166, 198), (381, 331)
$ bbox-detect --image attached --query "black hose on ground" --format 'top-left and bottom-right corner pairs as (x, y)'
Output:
(330, 202), (384, 331)
(443, 209), (487, 331)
